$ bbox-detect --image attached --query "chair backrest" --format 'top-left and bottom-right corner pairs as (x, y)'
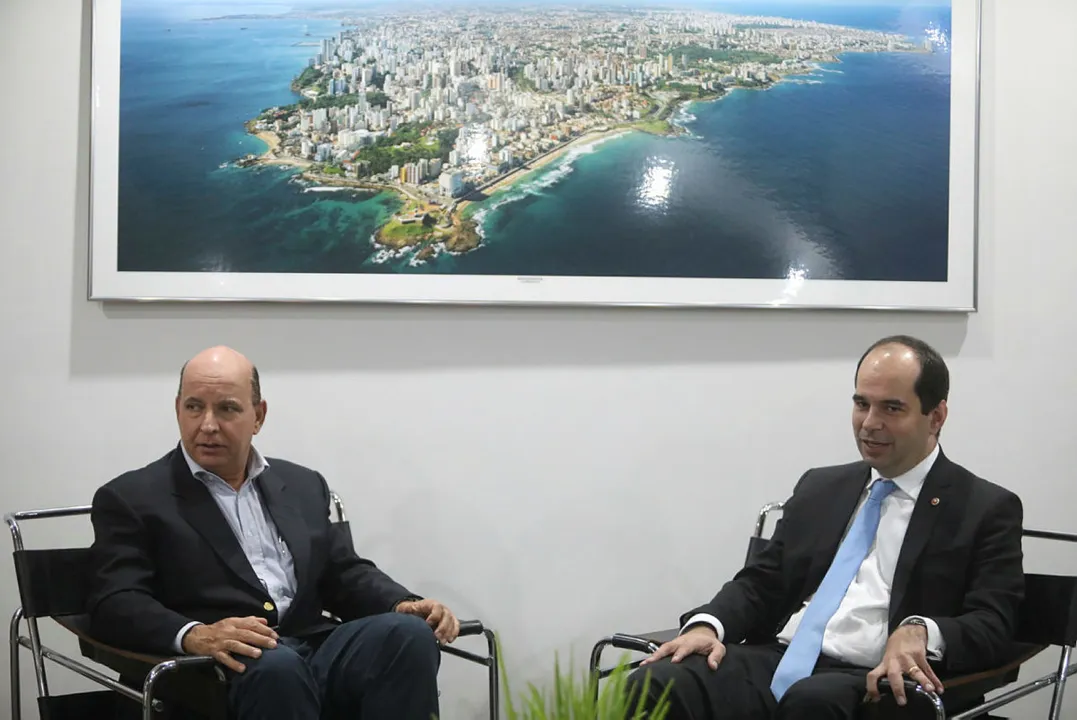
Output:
(329, 520), (356, 552)
(744, 501), (784, 566)
(744, 535), (771, 566)
(1016, 574), (1077, 646)
(12, 546), (95, 620)
(1013, 529), (1077, 648)
(326, 489), (355, 551)
(6, 505), (95, 622)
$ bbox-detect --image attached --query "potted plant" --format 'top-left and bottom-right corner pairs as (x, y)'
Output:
(497, 642), (673, 720)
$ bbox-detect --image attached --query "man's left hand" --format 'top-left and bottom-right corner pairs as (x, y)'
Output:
(395, 599), (460, 644)
(865, 624), (944, 706)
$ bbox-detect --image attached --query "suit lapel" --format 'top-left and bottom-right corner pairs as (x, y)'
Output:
(806, 465), (871, 594)
(170, 451), (266, 597)
(256, 469), (311, 598)
(888, 451), (954, 625)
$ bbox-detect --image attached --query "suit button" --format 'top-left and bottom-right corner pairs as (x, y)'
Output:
(264, 601), (274, 611)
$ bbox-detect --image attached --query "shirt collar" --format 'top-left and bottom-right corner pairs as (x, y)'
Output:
(180, 442), (270, 489)
(869, 442), (939, 502)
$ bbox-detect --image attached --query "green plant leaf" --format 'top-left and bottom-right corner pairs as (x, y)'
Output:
(488, 632), (673, 719)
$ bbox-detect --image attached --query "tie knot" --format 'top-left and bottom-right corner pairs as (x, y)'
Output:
(869, 479), (897, 502)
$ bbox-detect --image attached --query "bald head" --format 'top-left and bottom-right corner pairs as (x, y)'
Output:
(175, 346), (267, 489)
(858, 343), (921, 393)
(178, 346), (261, 405)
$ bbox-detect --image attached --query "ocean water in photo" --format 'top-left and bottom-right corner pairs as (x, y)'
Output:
(117, 2), (951, 281)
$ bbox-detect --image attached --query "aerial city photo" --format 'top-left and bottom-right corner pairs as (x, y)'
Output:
(116, 0), (953, 281)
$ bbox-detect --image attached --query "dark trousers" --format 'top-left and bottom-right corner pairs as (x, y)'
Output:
(627, 643), (870, 720)
(226, 612), (441, 720)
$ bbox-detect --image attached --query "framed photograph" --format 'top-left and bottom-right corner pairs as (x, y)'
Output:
(88, 0), (979, 309)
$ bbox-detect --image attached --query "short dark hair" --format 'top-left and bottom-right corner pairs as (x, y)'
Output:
(855, 335), (949, 414)
(178, 361), (262, 405)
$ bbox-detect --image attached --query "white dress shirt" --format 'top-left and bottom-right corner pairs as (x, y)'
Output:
(684, 444), (945, 668)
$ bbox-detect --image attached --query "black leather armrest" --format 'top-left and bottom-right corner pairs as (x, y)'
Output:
(866, 677), (945, 720)
(55, 614), (228, 720)
(55, 615), (217, 680)
(615, 628), (679, 652)
(876, 677), (922, 697)
(458, 620), (486, 637)
(872, 643), (1045, 717)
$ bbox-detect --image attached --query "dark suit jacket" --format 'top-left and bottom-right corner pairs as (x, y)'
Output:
(682, 449), (1024, 676)
(87, 446), (416, 656)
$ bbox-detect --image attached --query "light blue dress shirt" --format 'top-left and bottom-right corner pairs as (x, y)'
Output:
(173, 444), (297, 653)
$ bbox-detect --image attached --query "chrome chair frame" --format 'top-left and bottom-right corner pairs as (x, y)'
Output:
(876, 527), (1077, 720)
(8, 491), (499, 720)
(7, 502), (200, 720)
(589, 503), (1077, 720)
(588, 501), (787, 688)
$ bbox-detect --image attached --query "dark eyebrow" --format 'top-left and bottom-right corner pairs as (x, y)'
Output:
(852, 394), (908, 408)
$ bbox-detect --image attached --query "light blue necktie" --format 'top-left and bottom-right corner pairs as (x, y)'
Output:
(770, 479), (897, 701)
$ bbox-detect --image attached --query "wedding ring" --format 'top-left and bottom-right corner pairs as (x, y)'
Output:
(907, 665), (920, 674)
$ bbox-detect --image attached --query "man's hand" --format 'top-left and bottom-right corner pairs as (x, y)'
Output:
(181, 616), (279, 674)
(395, 599), (460, 644)
(640, 625), (726, 671)
(865, 624), (944, 706)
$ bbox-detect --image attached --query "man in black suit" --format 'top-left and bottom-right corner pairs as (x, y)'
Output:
(88, 345), (460, 720)
(630, 335), (1024, 720)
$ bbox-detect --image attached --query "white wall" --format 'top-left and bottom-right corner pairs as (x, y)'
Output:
(2, 0), (1075, 718)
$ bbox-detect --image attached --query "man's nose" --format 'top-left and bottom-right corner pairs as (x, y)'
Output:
(862, 408), (885, 430)
(200, 411), (219, 432)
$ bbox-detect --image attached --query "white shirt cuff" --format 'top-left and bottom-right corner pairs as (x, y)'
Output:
(680, 613), (725, 643)
(903, 616), (946, 660)
(174, 621), (202, 654)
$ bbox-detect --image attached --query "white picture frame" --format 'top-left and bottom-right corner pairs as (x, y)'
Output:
(88, 0), (980, 310)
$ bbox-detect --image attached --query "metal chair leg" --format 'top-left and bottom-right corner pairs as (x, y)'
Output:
(7, 515), (49, 700)
(924, 689), (946, 720)
(1048, 645), (1073, 720)
(142, 660), (179, 720)
(10, 606), (22, 720)
(588, 638), (611, 705)
(588, 638), (608, 680)
(484, 628), (499, 720)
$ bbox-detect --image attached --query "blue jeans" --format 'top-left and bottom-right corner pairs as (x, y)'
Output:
(226, 613), (441, 720)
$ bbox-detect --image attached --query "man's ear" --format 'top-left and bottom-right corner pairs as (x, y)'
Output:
(930, 399), (948, 435)
(253, 400), (268, 434)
